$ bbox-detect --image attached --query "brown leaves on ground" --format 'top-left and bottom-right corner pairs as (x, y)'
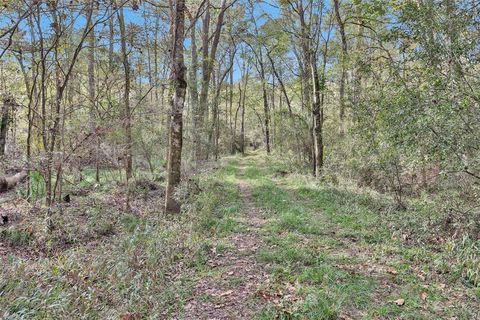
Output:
(181, 177), (268, 319)
(420, 291), (428, 301)
(394, 298), (405, 306)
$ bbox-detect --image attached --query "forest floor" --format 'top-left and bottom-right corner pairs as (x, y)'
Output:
(178, 153), (479, 319)
(1, 152), (479, 319)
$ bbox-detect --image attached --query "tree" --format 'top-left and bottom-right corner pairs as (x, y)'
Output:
(193, 0), (230, 162)
(333, 0), (348, 135)
(165, 0), (187, 214)
(118, 5), (133, 209)
(0, 95), (14, 156)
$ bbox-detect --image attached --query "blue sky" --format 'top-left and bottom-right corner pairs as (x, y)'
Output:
(0, 1), (306, 83)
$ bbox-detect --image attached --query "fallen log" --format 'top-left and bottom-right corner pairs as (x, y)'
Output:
(0, 171), (27, 193)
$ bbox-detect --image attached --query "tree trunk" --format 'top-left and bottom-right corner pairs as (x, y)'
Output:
(118, 6), (133, 209)
(0, 97), (11, 156)
(240, 90), (246, 154)
(87, 7), (99, 182)
(266, 50), (293, 116)
(193, 0), (228, 162)
(333, 0), (348, 135)
(189, 16), (199, 126)
(229, 66), (234, 154)
(0, 171), (27, 193)
(261, 69), (271, 154)
(165, 0), (187, 214)
(312, 63), (324, 176)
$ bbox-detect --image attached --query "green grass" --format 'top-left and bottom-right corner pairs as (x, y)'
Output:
(0, 228), (33, 246)
(236, 152), (478, 319)
(0, 158), (244, 319)
(1, 153), (478, 319)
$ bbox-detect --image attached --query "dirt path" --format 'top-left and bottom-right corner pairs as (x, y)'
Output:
(181, 172), (268, 319)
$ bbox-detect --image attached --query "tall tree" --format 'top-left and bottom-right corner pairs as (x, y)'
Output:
(0, 96), (13, 156)
(193, 0), (229, 162)
(87, 4), (99, 182)
(333, 0), (348, 135)
(118, 5), (133, 209)
(165, 0), (187, 214)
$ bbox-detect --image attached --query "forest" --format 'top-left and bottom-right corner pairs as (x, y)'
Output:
(0, 0), (479, 318)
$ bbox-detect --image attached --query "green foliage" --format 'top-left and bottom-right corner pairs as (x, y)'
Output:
(186, 159), (243, 236)
(449, 237), (480, 287)
(244, 153), (479, 318)
(29, 171), (45, 200)
(0, 228), (32, 246)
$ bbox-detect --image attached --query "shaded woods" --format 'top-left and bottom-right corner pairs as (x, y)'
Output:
(1, 0), (478, 210)
(0, 0), (479, 318)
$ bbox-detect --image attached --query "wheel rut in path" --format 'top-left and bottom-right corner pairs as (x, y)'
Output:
(182, 169), (268, 319)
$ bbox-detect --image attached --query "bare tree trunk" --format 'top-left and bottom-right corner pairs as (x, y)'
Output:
(193, 1), (209, 162)
(312, 62), (323, 176)
(108, 9), (114, 72)
(193, 0), (228, 162)
(261, 69), (271, 154)
(42, 1), (93, 206)
(165, 0), (187, 214)
(233, 83), (241, 153)
(189, 15), (199, 125)
(266, 49), (292, 116)
(17, 28), (38, 198)
(352, 1), (364, 111)
(0, 97), (11, 156)
(333, 0), (348, 135)
(207, 49), (235, 159)
(46, 6), (62, 207)
(240, 89), (246, 154)
(207, 71), (220, 159)
(229, 66), (234, 153)
(154, 14), (160, 102)
(0, 171), (28, 193)
(118, 6), (133, 209)
(87, 6), (99, 182)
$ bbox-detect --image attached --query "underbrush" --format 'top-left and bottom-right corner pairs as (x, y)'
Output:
(246, 153), (479, 318)
(182, 158), (243, 236)
(274, 153), (480, 289)
(2, 154), (478, 318)
(0, 159), (243, 318)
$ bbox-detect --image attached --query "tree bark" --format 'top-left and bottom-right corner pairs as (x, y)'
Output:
(189, 14), (199, 125)
(0, 97), (12, 156)
(240, 85), (246, 154)
(118, 6), (133, 209)
(193, 0), (228, 162)
(266, 49), (292, 117)
(87, 5), (99, 182)
(248, 41), (271, 154)
(165, 0), (187, 214)
(0, 171), (27, 193)
(261, 75), (271, 154)
(312, 62), (323, 176)
(333, 0), (348, 135)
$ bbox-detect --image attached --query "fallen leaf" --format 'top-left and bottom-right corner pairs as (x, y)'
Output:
(420, 291), (428, 301)
(219, 290), (233, 297)
(387, 267), (398, 275)
(394, 298), (405, 306)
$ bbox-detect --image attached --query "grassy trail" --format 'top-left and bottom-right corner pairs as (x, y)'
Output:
(181, 162), (269, 318)
(188, 152), (479, 319)
(1, 152), (478, 319)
